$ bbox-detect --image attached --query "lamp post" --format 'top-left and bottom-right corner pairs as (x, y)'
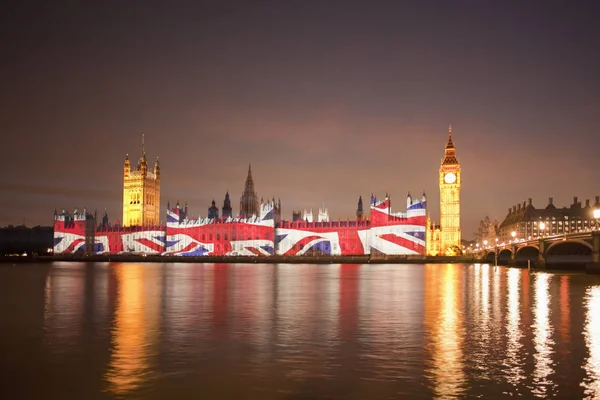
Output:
(511, 231), (516, 242)
(539, 221), (545, 238)
(594, 208), (600, 230)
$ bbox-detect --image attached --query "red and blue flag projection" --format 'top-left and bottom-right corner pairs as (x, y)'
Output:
(53, 194), (426, 256)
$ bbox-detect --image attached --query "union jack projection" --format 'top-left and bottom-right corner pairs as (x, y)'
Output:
(275, 194), (427, 256)
(53, 209), (165, 255)
(368, 194), (427, 255)
(53, 193), (426, 257)
(276, 221), (369, 256)
(163, 201), (276, 256)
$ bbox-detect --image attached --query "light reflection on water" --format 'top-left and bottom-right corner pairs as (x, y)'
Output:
(582, 286), (600, 398)
(3, 262), (600, 398)
(504, 268), (525, 390)
(105, 264), (160, 395)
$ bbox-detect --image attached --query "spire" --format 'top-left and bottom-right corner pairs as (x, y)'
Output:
(445, 125), (454, 149)
(442, 125), (458, 165)
(142, 133), (145, 156)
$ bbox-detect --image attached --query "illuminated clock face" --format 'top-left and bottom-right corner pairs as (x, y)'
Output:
(444, 172), (456, 184)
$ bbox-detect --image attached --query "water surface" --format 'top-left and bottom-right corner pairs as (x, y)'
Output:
(1, 262), (599, 399)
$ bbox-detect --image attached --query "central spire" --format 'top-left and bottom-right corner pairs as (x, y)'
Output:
(445, 125), (454, 149)
(442, 125), (458, 165)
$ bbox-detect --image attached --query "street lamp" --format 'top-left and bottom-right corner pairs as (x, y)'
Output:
(484, 239), (488, 249)
(494, 238), (498, 267)
(594, 208), (600, 230)
(539, 222), (545, 238)
(511, 231), (516, 242)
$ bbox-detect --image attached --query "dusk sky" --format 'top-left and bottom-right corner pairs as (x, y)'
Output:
(1, 1), (599, 238)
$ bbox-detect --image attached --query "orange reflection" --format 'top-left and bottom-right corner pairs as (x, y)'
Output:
(558, 276), (570, 346)
(505, 268), (524, 386)
(424, 264), (465, 397)
(105, 265), (159, 395)
(582, 286), (600, 397)
(532, 273), (555, 397)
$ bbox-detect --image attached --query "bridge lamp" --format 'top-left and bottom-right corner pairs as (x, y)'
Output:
(511, 231), (516, 243)
(484, 240), (488, 248)
(539, 222), (545, 237)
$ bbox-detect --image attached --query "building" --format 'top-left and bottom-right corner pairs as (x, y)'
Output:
(240, 164), (259, 217)
(498, 196), (600, 243)
(426, 216), (441, 256)
(123, 135), (160, 227)
(54, 192), (427, 257)
(222, 191), (232, 219)
(208, 200), (219, 220)
(427, 126), (462, 255)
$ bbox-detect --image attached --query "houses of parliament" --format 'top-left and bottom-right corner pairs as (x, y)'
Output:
(122, 128), (462, 255)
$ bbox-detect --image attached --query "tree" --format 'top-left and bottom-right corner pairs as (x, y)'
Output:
(473, 216), (499, 245)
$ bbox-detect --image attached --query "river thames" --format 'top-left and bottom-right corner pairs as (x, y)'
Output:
(2, 262), (600, 399)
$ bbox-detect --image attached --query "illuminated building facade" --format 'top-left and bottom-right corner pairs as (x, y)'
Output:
(54, 194), (427, 256)
(427, 126), (462, 255)
(55, 161), (427, 257)
(122, 135), (160, 227)
(498, 196), (600, 243)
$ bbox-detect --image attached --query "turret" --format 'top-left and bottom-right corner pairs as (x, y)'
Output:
(356, 196), (364, 221)
(139, 133), (148, 176)
(407, 192), (412, 209)
(154, 157), (160, 179)
(222, 191), (232, 219)
(124, 154), (130, 176)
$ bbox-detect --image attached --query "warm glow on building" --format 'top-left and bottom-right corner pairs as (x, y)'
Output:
(122, 134), (160, 227)
(427, 125), (462, 255)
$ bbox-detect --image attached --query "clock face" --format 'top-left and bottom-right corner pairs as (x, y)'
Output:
(444, 172), (456, 184)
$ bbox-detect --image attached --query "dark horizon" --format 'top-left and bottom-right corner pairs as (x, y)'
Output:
(1, 1), (599, 238)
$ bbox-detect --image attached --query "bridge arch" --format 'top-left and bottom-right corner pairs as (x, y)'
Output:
(546, 239), (592, 254)
(515, 245), (539, 265)
(497, 248), (513, 263)
(545, 239), (593, 268)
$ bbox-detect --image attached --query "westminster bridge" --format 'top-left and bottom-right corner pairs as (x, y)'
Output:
(476, 230), (600, 272)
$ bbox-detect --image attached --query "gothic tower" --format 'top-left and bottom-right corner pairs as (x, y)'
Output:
(439, 125), (461, 254)
(122, 134), (160, 227)
(356, 196), (364, 220)
(222, 191), (232, 219)
(240, 164), (259, 217)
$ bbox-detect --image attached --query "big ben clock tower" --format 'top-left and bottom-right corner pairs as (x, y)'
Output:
(439, 125), (461, 255)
